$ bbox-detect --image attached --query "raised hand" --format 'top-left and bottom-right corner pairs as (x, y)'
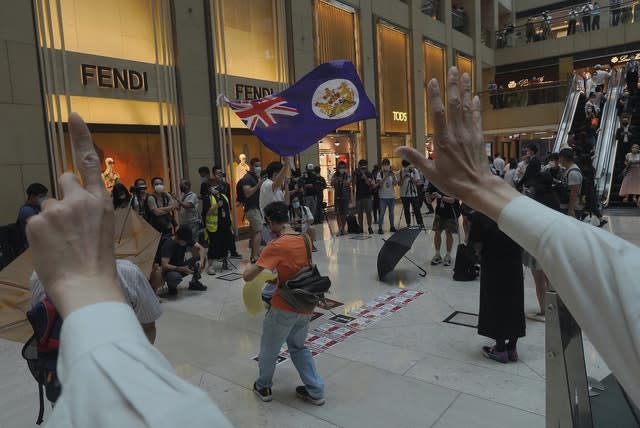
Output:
(26, 113), (126, 318)
(397, 67), (520, 221)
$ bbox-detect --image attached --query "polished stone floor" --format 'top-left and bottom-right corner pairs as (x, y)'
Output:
(1, 206), (638, 428)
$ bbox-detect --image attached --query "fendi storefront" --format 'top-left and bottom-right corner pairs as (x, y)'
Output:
(209, 0), (289, 225)
(34, 0), (182, 194)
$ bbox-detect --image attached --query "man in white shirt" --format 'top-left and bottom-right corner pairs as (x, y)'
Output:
(31, 259), (162, 343)
(259, 160), (291, 215)
(375, 158), (398, 234)
(590, 64), (610, 91)
(492, 153), (505, 177)
(399, 67), (640, 409)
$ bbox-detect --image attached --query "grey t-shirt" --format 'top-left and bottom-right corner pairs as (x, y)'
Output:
(180, 191), (199, 224)
(30, 259), (162, 324)
(564, 165), (583, 209)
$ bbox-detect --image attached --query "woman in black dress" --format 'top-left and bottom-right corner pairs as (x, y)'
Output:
(470, 212), (525, 363)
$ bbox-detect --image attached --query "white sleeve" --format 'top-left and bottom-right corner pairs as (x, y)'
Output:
(117, 260), (163, 324)
(304, 206), (314, 223)
(48, 302), (232, 428)
(498, 196), (640, 406)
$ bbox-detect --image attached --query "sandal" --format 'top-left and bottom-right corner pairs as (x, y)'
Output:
(526, 312), (545, 322)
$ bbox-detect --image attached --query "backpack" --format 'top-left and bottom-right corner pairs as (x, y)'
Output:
(555, 166), (582, 204)
(347, 214), (362, 234)
(278, 234), (332, 311)
(22, 298), (62, 425)
(236, 178), (247, 204)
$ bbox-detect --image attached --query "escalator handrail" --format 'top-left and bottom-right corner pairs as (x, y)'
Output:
(553, 76), (579, 153)
(595, 69), (624, 207)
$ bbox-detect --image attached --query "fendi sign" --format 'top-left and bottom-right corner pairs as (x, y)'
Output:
(81, 64), (149, 92)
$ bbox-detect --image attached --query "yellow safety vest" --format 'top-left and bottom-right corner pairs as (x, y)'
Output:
(205, 194), (229, 233)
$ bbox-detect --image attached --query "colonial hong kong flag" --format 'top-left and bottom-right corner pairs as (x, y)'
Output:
(225, 60), (377, 156)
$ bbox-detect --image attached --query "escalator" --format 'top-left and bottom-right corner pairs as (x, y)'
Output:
(593, 69), (625, 207)
(552, 76), (583, 153)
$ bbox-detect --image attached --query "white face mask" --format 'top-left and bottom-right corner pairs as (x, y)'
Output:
(36, 196), (47, 206)
(338, 168), (346, 174)
(154, 184), (164, 193)
(292, 201), (300, 209)
(382, 165), (390, 172)
(548, 161), (557, 168)
(200, 176), (208, 183)
(210, 187), (220, 195)
(254, 166), (262, 176)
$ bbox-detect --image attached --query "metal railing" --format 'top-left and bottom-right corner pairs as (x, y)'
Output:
(595, 69), (624, 206)
(479, 80), (570, 110)
(552, 77), (580, 153)
(495, 0), (639, 49)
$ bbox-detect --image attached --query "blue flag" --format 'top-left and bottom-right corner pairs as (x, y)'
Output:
(226, 60), (377, 156)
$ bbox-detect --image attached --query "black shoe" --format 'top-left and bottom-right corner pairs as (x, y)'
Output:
(250, 257), (257, 264)
(368, 227), (374, 234)
(390, 227), (397, 233)
(167, 286), (178, 295)
(296, 386), (325, 406)
(229, 253), (242, 260)
(598, 219), (608, 228)
(254, 382), (273, 402)
(378, 228), (383, 235)
(188, 280), (207, 291)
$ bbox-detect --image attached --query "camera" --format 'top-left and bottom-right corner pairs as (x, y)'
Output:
(185, 258), (201, 281)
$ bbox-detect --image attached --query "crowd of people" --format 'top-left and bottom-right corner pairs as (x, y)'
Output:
(9, 64), (640, 425)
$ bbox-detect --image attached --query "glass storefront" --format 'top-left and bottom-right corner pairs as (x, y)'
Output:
(34, 0), (180, 193)
(377, 22), (412, 171)
(210, 0), (289, 227)
(424, 41), (446, 136)
(456, 53), (474, 92)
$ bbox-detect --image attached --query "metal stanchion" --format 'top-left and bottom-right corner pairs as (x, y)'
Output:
(545, 291), (594, 428)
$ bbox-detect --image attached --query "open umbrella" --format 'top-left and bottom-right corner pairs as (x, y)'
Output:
(0, 208), (160, 343)
(377, 226), (427, 280)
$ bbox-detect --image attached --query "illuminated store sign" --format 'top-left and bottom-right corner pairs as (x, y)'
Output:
(81, 64), (149, 92)
(234, 84), (274, 100)
(392, 111), (408, 121)
(610, 53), (640, 64)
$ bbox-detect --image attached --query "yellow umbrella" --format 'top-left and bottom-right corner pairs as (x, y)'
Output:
(113, 207), (161, 277)
(243, 270), (278, 315)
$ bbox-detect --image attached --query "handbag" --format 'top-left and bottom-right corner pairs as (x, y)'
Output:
(278, 234), (332, 311)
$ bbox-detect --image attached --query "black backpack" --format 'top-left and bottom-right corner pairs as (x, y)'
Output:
(236, 176), (249, 204)
(22, 298), (62, 425)
(347, 214), (362, 234)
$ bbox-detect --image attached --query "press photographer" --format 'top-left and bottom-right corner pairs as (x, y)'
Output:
(399, 160), (424, 228)
(158, 227), (207, 295)
(331, 161), (352, 235)
(354, 159), (375, 234)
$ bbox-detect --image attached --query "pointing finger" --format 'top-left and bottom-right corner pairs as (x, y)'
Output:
(68, 112), (106, 198)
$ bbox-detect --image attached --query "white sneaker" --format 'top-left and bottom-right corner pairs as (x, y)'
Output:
(443, 255), (452, 266)
(430, 255), (442, 265)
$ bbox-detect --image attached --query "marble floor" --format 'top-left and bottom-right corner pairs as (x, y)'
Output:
(1, 206), (638, 428)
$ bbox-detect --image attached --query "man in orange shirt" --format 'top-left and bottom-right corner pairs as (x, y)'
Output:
(243, 201), (325, 406)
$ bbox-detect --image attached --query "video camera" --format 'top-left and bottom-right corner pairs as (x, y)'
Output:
(186, 258), (201, 281)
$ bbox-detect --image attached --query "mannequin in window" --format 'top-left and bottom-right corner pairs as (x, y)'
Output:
(102, 157), (120, 192)
(236, 154), (249, 183)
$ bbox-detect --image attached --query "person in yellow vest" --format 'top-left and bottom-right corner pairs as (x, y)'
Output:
(205, 185), (234, 274)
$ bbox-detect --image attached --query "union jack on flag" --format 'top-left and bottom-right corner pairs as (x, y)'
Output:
(226, 96), (299, 131)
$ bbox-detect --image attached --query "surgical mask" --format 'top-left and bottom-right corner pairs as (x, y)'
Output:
(200, 176), (208, 183)
(382, 165), (390, 172)
(154, 184), (164, 193)
(548, 161), (557, 168)
(118, 193), (127, 200)
(338, 168), (346, 174)
(210, 187), (220, 195)
(254, 166), (262, 176)
(292, 201), (300, 209)
(36, 196), (47, 206)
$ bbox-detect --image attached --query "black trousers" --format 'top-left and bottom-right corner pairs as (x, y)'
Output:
(582, 16), (591, 31)
(401, 196), (424, 226)
(568, 20), (576, 34)
(592, 15), (600, 30)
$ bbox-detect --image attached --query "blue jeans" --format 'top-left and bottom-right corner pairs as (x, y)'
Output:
(379, 198), (395, 229)
(257, 308), (324, 399)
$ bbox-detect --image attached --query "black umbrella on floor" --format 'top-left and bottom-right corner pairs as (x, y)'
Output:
(377, 226), (427, 280)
